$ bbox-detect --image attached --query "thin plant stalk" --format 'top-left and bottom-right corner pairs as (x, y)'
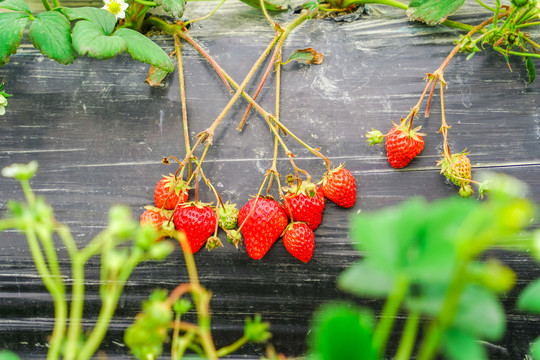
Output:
(184, 0), (227, 27)
(395, 310), (420, 360)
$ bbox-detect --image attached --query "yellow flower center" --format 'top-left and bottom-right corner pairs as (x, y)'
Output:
(108, 0), (121, 15)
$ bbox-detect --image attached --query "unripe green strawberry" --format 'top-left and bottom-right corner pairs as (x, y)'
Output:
(154, 174), (189, 210)
(439, 152), (472, 187)
(320, 165), (356, 208)
(282, 222), (315, 263)
(283, 182), (325, 230)
(385, 123), (424, 169)
(238, 196), (288, 260)
(173, 202), (217, 253)
(217, 201), (239, 230)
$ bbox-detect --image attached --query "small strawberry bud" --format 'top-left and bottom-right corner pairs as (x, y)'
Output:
(365, 129), (384, 146)
(226, 229), (242, 248)
(205, 236), (223, 251)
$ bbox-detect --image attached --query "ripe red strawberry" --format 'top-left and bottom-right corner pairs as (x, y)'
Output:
(385, 123), (424, 169)
(173, 202), (217, 253)
(140, 206), (173, 240)
(320, 165), (356, 208)
(238, 196), (288, 260)
(283, 182), (325, 230)
(438, 151), (472, 186)
(140, 206), (170, 229)
(154, 174), (189, 210)
(282, 222), (315, 263)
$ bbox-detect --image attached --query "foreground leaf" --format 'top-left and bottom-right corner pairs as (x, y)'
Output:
(154, 0), (185, 18)
(308, 303), (377, 360)
(531, 337), (540, 360)
(29, 11), (75, 65)
(0, 0), (32, 14)
(517, 278), (540, 313)
(114, 28), (174, 72)
(72, 20), (126, 59)
(337, 260), (394, 298)
(407, 0), (466, 25)
(0, 13), (29, 65)
(442, 328), (487, 360)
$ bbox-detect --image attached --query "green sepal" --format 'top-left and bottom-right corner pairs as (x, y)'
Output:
(29, 11), (75, 65)
(0, 12), (30, 65)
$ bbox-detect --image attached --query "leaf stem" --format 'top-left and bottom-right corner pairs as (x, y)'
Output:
(395, 310), (420, 360)
(373, 275), (408, 357)
(41, 0), (52, 11)
(184, 0), (227, 26)
(216, 336), (250, 357)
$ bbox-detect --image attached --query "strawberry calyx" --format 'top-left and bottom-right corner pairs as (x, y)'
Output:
(226, 229), (242, 248)
(389, 121), (425, 142)
(437, 150), (472, 187)
(205, 236), (223, 251)
(177, 201), (214, 209)
(282, 181), (318, 199)
(162, 173), (190, 196)
(319, 163), (345, 186)
(365, 129), (384, 146)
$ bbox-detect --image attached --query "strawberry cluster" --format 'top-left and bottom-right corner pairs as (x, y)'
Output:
(140, 166), (357, 263)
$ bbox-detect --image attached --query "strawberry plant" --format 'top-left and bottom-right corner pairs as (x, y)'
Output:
(307, 172), (540, 360)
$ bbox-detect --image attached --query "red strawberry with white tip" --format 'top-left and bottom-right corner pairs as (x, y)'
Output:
(320, 165), (356, 208)
(283, 182), (325, 230)
(283, 222), (315, 263)
(154, 174), (189, 210)
(173, 202), (217, 253)
(238, 196), (288, 260)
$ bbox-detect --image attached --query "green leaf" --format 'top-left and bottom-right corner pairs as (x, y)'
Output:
(517, 278), (540, 313)
(530, 336), (540, 360)
(0, 12), (29, 65)
(407, 0), (466, 25)
(238, 0), (290, 11)
(72, 20), (126, 59)
(442, 328), (487, 360)
(59, 6), (116, 35)
(526, 56), (535, 84)
(284, 48), (324, 65)
(308, 303), (377, 360)
(0, 0), (32, 14)
(154, 0), (185, 18)
(453, 285), (506, 340)
(114, 28), (174, 72)
(146, 64), (170, 86)
(0, 350), (22, 360)
(29, 11), (75, 65)
(337, 260), (394, 298)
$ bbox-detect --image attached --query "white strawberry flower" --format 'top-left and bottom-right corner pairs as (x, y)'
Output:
(101, 0), (129, 20)
(0, 94), (7, 116)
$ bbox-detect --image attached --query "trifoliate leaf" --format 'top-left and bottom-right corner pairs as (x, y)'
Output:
(59, 6), (117, 35)
(308, 303), (377, 360)
(517, 278), (540, 313)
(526, 56), (535, 84)
(442, 328), (487, 360)
(72, 20), (126, 59)
(238, 0), (290, 11)
(284, 48), (324, 65)
(0, 13), (29, 65)
(407, 0), (466, 25)
(114, 28), (174, 72)
(29, 11), (75, 65)
(0, 0), (32, 14)
(154, 0), (185, 18)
